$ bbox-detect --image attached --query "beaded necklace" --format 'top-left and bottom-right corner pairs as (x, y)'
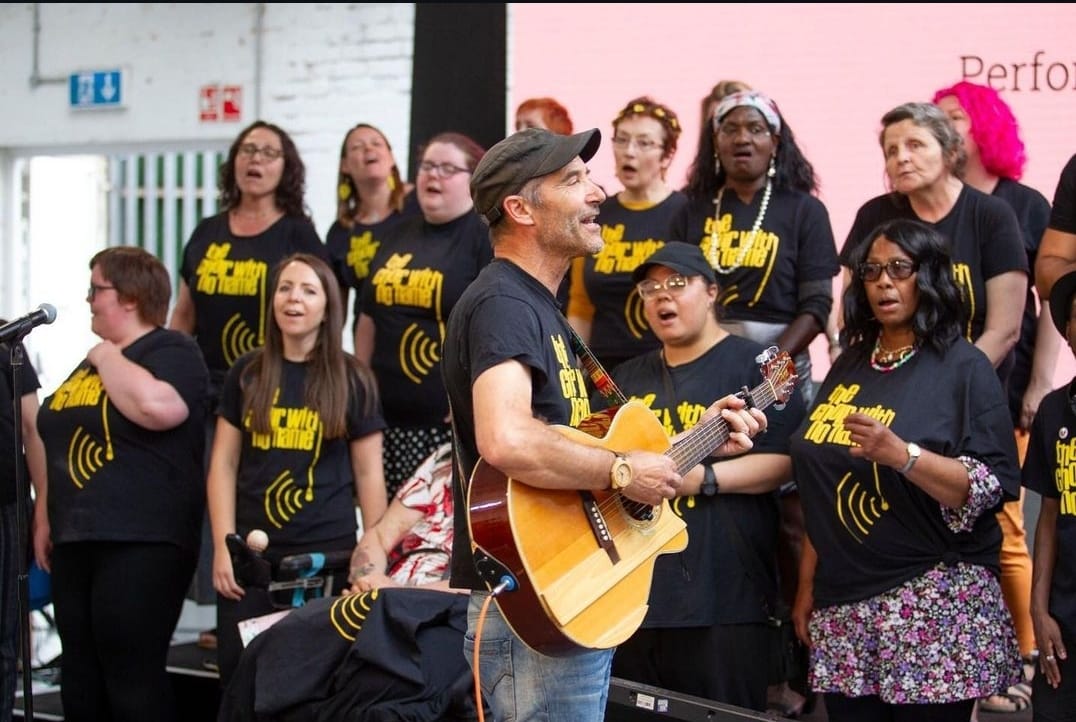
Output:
(707, 179), (773, 273)
(869, 338), (917, 373)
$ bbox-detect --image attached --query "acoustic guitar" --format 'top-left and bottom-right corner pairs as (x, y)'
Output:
(466, 347), (797, 656)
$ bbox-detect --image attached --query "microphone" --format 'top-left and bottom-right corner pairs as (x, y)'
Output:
(0, 304), (57, 344)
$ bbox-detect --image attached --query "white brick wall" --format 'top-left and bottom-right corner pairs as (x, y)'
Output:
(0, 2), (417, 237)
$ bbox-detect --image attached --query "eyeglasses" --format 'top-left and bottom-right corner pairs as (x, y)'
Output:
(417, 161), (470, 178)
(637, 274), (692, 300)
(611, 135), (664, 152)
(857, 259), (918, 282)
(716, 122), (772, 139)
(237, 143), (284, 161)
(87, 283), (116, 300)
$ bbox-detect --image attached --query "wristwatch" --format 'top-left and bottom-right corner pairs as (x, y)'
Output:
(897, 442), (921, 474)
(610, 452), (633, 490)
(700, 464), (718, 497)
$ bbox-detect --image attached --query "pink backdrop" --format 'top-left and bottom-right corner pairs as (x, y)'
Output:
(510, 2), (1076, 385)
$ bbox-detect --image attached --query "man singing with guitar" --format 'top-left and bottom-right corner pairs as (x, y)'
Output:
(442, 128), (767, 721)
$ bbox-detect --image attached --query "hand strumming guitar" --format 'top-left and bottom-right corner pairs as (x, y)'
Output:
(616, 451), (681, 505)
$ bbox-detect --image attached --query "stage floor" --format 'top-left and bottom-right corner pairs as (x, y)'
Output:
(14, 642), (220, 720)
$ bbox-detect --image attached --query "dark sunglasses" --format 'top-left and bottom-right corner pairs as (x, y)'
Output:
(857, 259), (917, 282)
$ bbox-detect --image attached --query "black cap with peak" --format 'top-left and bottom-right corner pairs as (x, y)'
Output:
(470, 128), (601, 225)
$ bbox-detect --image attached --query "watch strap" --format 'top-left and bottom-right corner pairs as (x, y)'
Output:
(897, 442), (920, 474)
(701, 463), (718, 496)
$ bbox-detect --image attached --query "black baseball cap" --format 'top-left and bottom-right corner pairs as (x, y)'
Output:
(470, 127), (601, 225)
(1049, 269), (1076, 335)
(632, 242), (718, 284)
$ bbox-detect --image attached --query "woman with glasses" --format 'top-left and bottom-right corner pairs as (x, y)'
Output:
(790, 218), (1023, 722)
(326, 123), (420, 350)
(671, 90), (838, 407)
(840, 102), (1027, 375)
(566, 96), (687, 371)
(38, 247), (210, 722)
(354, 132), (491, 499)
(168, 119), (327, 628)
(601, 241), (805, 711)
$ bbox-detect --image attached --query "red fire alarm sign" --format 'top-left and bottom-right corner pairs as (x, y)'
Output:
(222, 85), (242, 121)
(199, 85), (219, 122)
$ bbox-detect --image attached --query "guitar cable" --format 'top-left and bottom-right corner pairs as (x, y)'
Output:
(473, 576), (516, 722)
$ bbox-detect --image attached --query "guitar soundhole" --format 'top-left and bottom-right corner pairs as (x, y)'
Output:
(620, 499), (658, 529)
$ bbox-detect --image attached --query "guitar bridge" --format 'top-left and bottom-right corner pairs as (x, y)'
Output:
(580, 492), (620, 564)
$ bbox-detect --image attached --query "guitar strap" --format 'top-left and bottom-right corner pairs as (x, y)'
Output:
(566, 324), (627, 407)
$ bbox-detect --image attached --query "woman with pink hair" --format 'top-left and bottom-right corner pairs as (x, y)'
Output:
(933, 80), (1056, 716)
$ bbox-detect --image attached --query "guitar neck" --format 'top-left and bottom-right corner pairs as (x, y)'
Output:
(666, 379), (780, 475)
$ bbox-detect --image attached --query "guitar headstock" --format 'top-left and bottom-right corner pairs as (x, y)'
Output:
(755, 346), (798, 407)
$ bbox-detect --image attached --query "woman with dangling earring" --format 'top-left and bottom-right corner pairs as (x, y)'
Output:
(326, 123), (419, 352)
(673, 90), (838, 407)
(672, 90), (839, 718)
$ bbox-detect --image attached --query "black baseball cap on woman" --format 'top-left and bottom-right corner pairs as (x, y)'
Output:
(470, 127), (601, 225)
(632, 242), (718, 284)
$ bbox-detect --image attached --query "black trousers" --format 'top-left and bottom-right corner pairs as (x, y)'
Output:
(51, 540), (196, 722)
(612, 622), (771, 711)
(823, 693), (976, 722)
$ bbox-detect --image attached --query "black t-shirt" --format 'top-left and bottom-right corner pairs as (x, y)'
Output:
(38, 328), (209, 549)
(600, 335), (806, 625)
(576, 191), (688, 365)
(841, 185), (1028, 347)
(1049, 153), (1076, 234)
(218, 353), (385, 546)
(790, 340), (1020, 607)
(360, 211), (492, 427)
(1021, 382), (1076, 639)
(992, 178), (1051, 423)
(325, 193), (421, 319)
(669, 187), (838, 325)
(443, 259), (591, 590)
(0, 341), (41, 505)
(179, 213), (326, 379)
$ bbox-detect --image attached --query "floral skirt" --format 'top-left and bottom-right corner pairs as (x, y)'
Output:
(808, 562), (1022, 703)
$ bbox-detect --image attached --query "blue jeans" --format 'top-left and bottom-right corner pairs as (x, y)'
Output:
(464, 593), (612, 721)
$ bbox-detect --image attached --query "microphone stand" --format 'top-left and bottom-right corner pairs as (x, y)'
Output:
(9, 338), (35, 721)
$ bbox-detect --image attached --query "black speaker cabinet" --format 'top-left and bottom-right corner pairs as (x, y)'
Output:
(605, 677), (793, 721)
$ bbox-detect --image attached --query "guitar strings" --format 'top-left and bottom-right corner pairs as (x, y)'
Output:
(596, 382), (782, 519)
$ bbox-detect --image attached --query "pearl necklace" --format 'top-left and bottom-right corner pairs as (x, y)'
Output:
(870, 339), (917, 373)
(707, 179), (773, 273)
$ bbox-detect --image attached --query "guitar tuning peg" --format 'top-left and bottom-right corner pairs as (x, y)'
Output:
(754, 346), (778, 364)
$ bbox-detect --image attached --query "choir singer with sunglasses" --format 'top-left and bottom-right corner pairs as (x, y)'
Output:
(789, 219), (1024, 722)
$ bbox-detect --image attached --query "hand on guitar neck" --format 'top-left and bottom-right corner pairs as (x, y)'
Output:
(612, 392), (767, 506)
